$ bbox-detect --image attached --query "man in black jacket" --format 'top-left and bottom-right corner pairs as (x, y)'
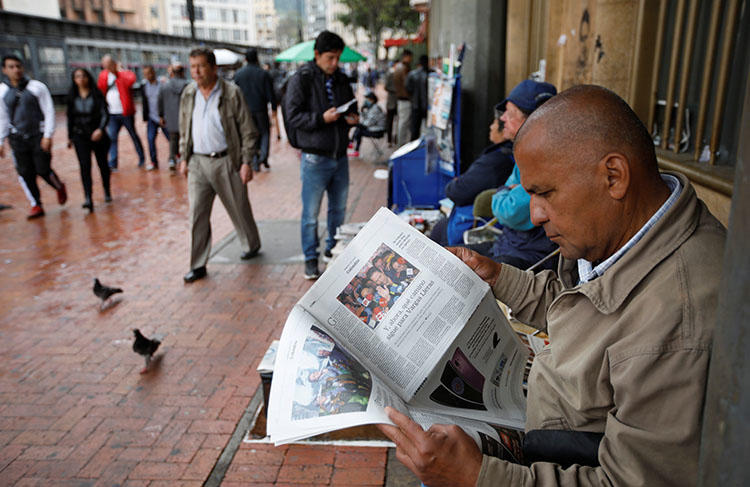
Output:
(234, 49), (277, 171)
(284, 31), (358, 279)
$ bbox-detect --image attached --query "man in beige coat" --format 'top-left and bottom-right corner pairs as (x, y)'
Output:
(378, 85), (726, 486)
(179, 48), (261, 283)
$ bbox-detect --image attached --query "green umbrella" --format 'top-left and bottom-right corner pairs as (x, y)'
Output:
(275, 40), (367, 63)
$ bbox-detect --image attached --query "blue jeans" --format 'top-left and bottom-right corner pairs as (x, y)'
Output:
(300, 152), (349, 262)
(251, 111), (270, 168)
(107, 114), (145, 168)
(146, 119), (170, 165)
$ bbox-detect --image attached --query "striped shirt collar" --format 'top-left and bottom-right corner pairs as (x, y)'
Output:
(577, 174), (682, 284)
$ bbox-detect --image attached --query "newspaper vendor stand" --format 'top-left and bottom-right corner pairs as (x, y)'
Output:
(389, 69), (462, 212)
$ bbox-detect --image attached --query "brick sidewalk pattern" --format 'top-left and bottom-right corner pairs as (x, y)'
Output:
(0, 96), (394, 485)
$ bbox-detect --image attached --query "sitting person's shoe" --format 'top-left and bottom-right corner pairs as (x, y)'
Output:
(57, 183), (67, 205)
(240, 248), (260, 260)
(27, 205), (45, 219)
(322, 249), (333, 263)
(183, 266), (207, 283)
(304, 259), (320, 280)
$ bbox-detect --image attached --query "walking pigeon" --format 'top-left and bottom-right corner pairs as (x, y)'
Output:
(132, 328), (161, 374)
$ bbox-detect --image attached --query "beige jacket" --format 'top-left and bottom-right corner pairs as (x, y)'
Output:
(478, 173), (726, 486)
(178, 77), (258, 170)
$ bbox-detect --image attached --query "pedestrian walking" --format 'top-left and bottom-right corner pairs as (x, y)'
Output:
(141, 65), (169, 171)
(178, 48), (262, 283)
(233, 48), (277, 171)
(283, 30), (359, 279)
(0, 54), (67, 219)
(66, 68), (112, 212)
(158, 63), (188, 171)
(393, 50), (413, 146)
(384, 63), (397, 146)
(406, 55), (431, 141)
(97, 54), (145, 170)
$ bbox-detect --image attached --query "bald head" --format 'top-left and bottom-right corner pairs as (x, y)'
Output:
(516, 84), (658, 176)
(513, 85), (671, 263)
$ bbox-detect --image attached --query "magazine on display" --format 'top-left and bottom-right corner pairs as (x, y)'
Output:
(267, 208), (529, 460)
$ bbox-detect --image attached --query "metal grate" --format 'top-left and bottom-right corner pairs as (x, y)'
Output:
(648, 0), (742, 165)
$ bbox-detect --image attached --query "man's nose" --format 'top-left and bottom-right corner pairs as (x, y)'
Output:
(529, 197), (548, 227)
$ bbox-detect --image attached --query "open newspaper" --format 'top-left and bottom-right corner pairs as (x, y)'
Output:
(268, 208), (529, 458)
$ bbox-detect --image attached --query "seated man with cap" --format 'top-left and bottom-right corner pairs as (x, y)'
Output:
(463, 80), (559, 271)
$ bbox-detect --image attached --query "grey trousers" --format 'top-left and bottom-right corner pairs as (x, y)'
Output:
(187, 153), (261, 270)
(396, 99), (412, 146)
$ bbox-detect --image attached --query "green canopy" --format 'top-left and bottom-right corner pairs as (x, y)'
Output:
(275, 40), (367, 63)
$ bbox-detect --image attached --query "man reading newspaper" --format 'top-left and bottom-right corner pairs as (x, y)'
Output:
(377, 85), (726, 486)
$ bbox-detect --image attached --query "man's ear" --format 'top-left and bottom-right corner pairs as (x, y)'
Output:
(602, 153), (630, 200)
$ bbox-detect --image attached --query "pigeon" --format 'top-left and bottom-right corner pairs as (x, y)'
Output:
(93, 278), (122, 308)
(133, 328), (161, 374)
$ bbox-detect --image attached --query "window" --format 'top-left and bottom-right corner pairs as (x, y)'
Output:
(194, 6), (204, 21)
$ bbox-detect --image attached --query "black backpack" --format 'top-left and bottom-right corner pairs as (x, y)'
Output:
(281, 66), (313, 149)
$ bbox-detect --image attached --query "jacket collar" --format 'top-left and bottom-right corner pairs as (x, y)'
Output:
(558, 172), (702, 314)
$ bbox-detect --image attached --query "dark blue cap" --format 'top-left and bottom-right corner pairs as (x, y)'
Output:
(496, 79), (557, 114)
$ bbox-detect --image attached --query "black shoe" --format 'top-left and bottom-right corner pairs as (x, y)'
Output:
(263, 161), (270, 169)
(82, 199), (94, 213)
(322, 249), (333, 263)
(240, 248), (260, 260)
(304, 259), (320, 280)
(183, 266), (207, 283)
(104, 194), (112, 203)
(252, 164), (261, 172)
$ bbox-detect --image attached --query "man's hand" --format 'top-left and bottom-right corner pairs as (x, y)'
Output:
(323, 107), (342, 124)
(179, 159), (188, 177)
(377, 407), (482, 487)
(239, 164), (253, 184)
(91, 129), (103, 142)
(447, 247), (503, 288)
(67, 140), (72, 149)
(0, 144), (5, 158)
(345, 113), (359, 125)
(159, 117), (166, 128)
(40, 137), (52, 153)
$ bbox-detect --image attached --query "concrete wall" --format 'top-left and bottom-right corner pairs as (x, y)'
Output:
(4, 0), (61, 19)
(429, 0), (506, 169)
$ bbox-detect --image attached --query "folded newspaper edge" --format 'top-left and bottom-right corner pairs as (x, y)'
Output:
(267, 208), (529, 456)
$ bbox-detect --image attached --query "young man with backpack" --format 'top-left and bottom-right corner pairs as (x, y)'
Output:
(283, 31), (359, 279)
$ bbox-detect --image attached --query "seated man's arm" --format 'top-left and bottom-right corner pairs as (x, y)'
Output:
(492, 185), (534, 231)
(445, 165), (494, 207)
(479, 345), (710, 487)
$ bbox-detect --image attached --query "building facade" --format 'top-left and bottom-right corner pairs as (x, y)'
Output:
(164, 0), (255, 44)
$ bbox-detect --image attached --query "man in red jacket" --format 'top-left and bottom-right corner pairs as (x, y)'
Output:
(97, 54), (145, 171)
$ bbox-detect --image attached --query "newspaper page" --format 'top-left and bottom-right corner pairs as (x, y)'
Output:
(267, 306), (410, 445)
(408, 289), (528, 429)
(297, 207), (488, 401)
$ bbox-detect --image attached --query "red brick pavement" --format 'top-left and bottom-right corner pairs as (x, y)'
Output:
(0, 106), (393, 485)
